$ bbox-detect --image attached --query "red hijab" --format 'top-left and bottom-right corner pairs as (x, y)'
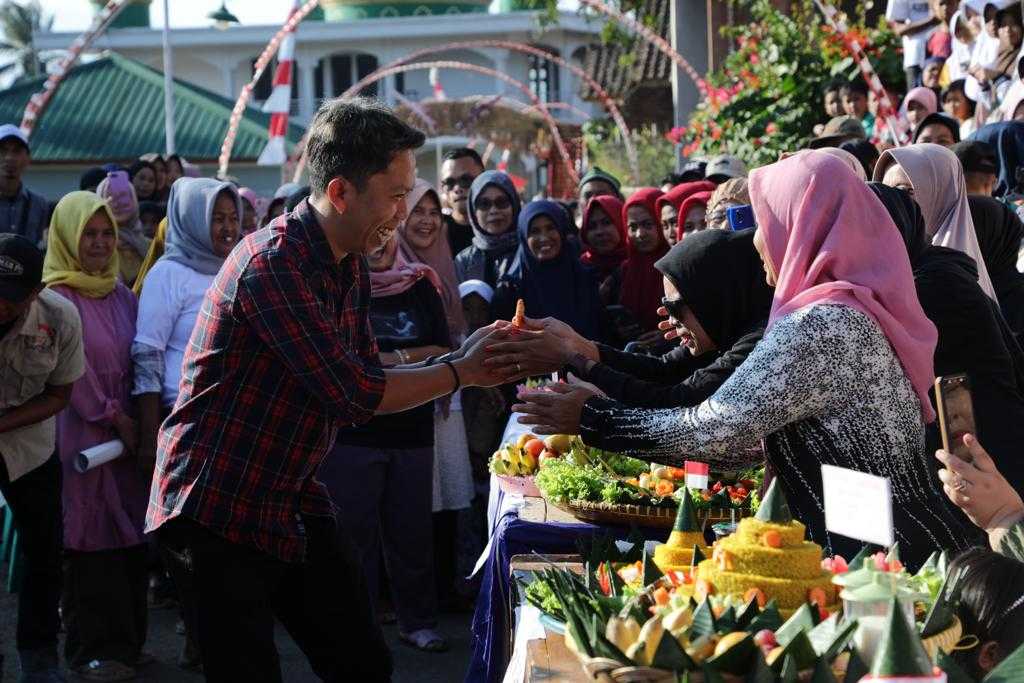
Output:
(580, 195), (628, 277)
(620, 187), (668, 331)
(676, 191), (714, 241)
(750, 151), (938, 421)
(655, 180), (717, 220)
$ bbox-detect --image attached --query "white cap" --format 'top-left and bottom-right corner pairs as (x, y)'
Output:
(0, 124), (29, 151)
(458, 279), (494, 303)
(705, 154), (747, 181)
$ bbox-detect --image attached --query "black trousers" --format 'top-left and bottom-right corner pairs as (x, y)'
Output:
(158, 514), (393, 683)
(62, 544), (148, 667)
(0, 452), (63, 652)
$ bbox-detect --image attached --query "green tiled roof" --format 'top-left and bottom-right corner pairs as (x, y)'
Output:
(0, 52), (304, 163)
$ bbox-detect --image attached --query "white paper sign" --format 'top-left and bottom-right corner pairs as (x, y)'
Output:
(74, 440), (125, 473)
(821, 464), (894, 547)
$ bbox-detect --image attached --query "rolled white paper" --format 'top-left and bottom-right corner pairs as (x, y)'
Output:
(74, 439), (125, 473)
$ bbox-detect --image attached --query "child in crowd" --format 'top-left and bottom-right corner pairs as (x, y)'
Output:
(823, 78), (845, 119)
(942, 78), (979, 137)
(887, 0), (941, 90)
(926, 0), (956, 61)
(949, 548), (1024, 679)
(842, 79), (876, 137)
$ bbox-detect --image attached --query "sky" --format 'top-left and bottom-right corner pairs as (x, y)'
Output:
(42, 1), (303, 31)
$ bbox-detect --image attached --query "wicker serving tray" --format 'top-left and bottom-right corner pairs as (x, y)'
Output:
(553, 499), (749, 529)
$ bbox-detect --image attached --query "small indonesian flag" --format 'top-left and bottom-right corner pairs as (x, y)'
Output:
(684, 461), (709, 490)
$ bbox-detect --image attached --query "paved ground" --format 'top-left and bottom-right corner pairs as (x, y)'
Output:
(1, 590), (475, 682)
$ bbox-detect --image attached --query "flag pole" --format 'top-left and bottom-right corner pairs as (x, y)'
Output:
(162, 0), (176, 154)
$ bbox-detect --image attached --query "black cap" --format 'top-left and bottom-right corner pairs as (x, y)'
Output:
(679, 160), (706, 182)
(951, 140), (999, 175)
(0, 234), (43, 303)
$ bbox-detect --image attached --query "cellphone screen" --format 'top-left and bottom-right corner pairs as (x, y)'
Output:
(936, 375), (976, 463)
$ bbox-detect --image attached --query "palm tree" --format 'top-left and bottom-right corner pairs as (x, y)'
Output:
(0, 0), (56, 84)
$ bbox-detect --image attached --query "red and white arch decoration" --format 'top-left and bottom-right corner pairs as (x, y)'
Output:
(20, 0), (133, 135)
(294, 59), (580, 185)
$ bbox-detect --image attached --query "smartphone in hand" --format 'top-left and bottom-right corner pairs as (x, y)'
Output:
(727, 205), (756, 231)
(935, 374), (977, 463)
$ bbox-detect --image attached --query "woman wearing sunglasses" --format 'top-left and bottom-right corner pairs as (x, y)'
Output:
(454, 171), (521, 303)
(485, 228), (772, 410)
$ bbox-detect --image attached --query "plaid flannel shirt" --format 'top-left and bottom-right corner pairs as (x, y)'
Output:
(145, 200), (386, 562)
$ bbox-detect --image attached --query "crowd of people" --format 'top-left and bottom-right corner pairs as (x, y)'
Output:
(0, 6), (1024, 678)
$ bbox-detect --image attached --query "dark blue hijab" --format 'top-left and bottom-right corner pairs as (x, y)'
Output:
(969, 121), (1024, 197)
(508, 200), (603, 340)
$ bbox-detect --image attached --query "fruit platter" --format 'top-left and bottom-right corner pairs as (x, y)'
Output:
(531, 443), (762, 530)
(488, 432), (576, 497)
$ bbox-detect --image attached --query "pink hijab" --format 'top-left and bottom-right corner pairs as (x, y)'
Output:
(900, 86), (939, 127)
(750, 151), (938, 422)
(398, 178), (467, 341)
(369, 233), (442, 299)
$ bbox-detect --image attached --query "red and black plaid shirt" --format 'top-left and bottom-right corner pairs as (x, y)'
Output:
(145, 200), (386, 562)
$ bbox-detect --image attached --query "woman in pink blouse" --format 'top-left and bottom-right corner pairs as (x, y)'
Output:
(43, 191), (149, 682)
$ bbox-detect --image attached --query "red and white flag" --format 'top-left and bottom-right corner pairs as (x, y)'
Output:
(684, 461), (709, 491)
(258, 0), (300, 166)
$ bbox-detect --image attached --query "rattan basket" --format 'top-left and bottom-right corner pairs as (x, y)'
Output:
(553, 499), (748, 529)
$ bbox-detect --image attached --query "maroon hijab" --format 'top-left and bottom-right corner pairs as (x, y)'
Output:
(619, 187), (668, 331)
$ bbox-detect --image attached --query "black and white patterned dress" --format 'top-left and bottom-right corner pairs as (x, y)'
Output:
(580, 303), (972, 568)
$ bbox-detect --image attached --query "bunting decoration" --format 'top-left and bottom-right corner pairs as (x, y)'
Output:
(258, 0), (301, 166)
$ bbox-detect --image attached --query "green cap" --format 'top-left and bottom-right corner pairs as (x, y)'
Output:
(578, 165), (622, 192)
(869, 597), (934, 677)
(673, 492), (701, 532)
(754, 479), (792, 524)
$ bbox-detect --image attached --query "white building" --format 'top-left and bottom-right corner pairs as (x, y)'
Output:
(28, 0), (605, 195)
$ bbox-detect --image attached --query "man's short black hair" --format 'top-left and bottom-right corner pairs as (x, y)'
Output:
(840, 79), (869, 98)
(824, 78), (846, 96)
(660, 173), (685, 187)
(442, 147), (484, 169)
(306, 97), (426, 195)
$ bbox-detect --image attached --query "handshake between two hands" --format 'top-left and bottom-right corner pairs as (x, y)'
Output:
(452, 313), (600, 435)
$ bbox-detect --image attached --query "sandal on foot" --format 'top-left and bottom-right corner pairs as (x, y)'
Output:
(73, 660), (136, 682)
(399, 629), (449, 653)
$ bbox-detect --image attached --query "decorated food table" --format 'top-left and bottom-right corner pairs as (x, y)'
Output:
(489, 479), (1009, 683)
(468, 416), (760, 683)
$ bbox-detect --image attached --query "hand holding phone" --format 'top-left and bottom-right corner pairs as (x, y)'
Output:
(727, 205), (756, 231)
(935, 374), (977, 463)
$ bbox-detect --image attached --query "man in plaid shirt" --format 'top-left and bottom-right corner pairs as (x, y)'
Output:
(146, 99), (505, 682)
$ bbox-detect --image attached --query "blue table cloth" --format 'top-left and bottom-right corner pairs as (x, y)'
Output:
(464, 513), (663, 683)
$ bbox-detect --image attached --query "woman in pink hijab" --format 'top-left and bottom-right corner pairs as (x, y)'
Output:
(900, 86), (940, 133)
(513, 151), (970, 569)
(397, 178), (475, 618)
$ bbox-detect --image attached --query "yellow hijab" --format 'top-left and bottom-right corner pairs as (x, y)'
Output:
(42, 191), (120, 299)
(132, 217), (167, 297)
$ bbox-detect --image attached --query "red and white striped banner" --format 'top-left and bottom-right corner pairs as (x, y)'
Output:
(429, 67), (447, 101)
(813, 0), (909, 146)
(258, 0), (300, 166)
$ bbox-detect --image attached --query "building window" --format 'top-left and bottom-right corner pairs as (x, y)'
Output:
(315, 53), (379, 99)
(528, 52), (559, 103)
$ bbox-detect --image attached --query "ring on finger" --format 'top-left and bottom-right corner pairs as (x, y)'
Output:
(954, 476), (970, 493)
